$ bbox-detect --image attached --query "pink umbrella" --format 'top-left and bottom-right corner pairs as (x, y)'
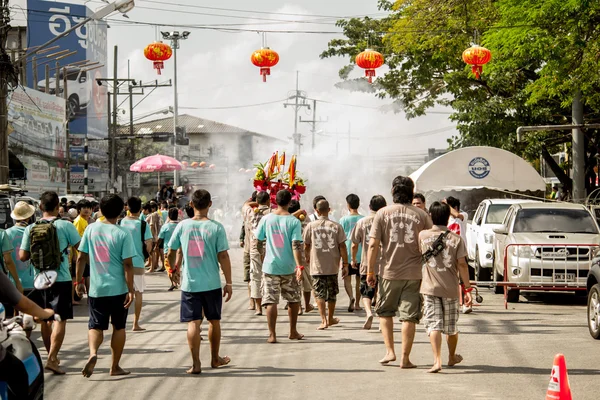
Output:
(130, 155), (183, 189)
(130, 154), (183, 172)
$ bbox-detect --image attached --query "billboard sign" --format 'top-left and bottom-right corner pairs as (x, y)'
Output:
(70, 165), (109, 193)
(26, 0), (108, 140)
(7, 86), (67, 161)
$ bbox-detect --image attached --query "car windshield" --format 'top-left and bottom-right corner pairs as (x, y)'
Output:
(485, 204), (511, 224)
(513, 208), (599, 234)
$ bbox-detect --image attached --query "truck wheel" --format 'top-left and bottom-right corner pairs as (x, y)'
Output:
(588, 284), (600, 340)
(506, 289), (520, 303)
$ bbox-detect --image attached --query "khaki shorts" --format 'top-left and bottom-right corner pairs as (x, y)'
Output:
(376, 278), (422, 323)
(301, 268), (313, 292)
(312, 274), (339, 302)
(261, 273), (301, 305)
(243, 251), (251, 282)
(423, 295), (459, 335)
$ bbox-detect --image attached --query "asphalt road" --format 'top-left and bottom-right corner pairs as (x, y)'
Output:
(40, 248), (599, 400)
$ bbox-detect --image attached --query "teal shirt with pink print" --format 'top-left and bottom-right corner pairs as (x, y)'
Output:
(255, 214), (302, 276)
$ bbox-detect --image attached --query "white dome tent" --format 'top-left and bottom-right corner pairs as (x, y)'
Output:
(410, 146), (546, 193)
(409, 146), (546, 217)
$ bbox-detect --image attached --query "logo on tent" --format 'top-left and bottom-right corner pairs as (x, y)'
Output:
(468, 157), (491, 179)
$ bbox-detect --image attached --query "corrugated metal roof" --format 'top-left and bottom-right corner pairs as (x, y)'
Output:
(118, 114), (284, 142)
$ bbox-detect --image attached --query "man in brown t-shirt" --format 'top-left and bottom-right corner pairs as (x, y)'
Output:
(419, 201), (472, 373)
(367, 176), (432, 367)
(304, 200), (348, 330)
(248, 191), (271, 315)
(350, 195), (387, 330)
(241, 192), (257, 311)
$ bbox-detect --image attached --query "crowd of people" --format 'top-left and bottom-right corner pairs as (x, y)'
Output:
(239, 175), (473, 372)
(0, 174), (475, 383)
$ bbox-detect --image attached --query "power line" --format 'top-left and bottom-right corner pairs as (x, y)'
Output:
(179, 99), (287, 110)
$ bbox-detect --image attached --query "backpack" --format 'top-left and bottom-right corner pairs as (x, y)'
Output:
(119, 219), (150, 260)
(29, 220), (67, 271)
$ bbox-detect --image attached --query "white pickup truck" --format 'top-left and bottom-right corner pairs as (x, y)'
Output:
(467, 199), (537, 281)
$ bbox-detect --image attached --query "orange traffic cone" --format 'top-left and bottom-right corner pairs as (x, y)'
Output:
(545, 354), (572, 400)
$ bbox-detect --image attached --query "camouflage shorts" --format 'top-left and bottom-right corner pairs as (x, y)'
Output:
(261, 273), (301, 305)
(312, 274), (339, 302)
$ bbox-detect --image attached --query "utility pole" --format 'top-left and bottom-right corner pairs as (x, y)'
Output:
(161, 31), (190, 188)
(111, 45), (118, 193)
(572, 91), (585, 202)
(284, 71), (310, 155)
(0, 0), (11, 183)
(299, 99), (328, 153)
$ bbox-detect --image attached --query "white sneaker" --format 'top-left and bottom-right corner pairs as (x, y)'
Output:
(462, 305), (473, 314)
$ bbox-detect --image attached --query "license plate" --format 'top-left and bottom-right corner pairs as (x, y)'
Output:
(542, 251), (569, 259)
(554, 273), (576, 282)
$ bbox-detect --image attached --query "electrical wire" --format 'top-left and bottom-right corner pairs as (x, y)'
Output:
(179, 99), (287, 110)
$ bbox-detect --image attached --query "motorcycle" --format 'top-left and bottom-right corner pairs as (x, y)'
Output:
(0, 303), (44, 400)
(0, 270), (61, 399)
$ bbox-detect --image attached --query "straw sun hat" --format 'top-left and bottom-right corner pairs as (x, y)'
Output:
(10, 201), (36, 221)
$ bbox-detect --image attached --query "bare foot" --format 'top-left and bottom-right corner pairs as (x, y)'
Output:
(110, 366), (131, 376)
(354, 302), (362, 311)
(289, 332), (305, 340)
(298, 307), (304, 316)
(328, 317), (340, 326)
(348, 299), (355, 312)
(448, 354), (463, 367)
(211, 356), (231, 368)
(186, 366), (201, 374)
(45, 360), (65, 375)
(363, 315), (374, 330)
(132, 326), (146, 332)
(305, 304), (315, 313)
(81, 355), (97, 378)
(428, 365), (442, 373)
(247, 304), (255, 310)
(379, 353), (396, 364)
(254, 310), (263, 316)
(400, 361), (417, 369)
(317, 322), (328, 330)
(267, 335), (277, 344)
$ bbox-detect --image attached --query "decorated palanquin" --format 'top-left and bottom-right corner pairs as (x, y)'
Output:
(253, 151), (306, 207)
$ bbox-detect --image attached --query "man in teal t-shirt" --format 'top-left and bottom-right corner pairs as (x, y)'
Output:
(19, 191), (81, 375)
(0, 228), (21, 295)
(339, 194), (364, 312)
(119, 197), (153, 332)
(6, 202), (37, 294)
(76, 194), (135, 378)
(158, 207), (179, 291)
(168, 189), (232, 374)
(255, 190), (304, 344)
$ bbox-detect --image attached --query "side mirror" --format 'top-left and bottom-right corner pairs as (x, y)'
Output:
(493, 226), (508, 235)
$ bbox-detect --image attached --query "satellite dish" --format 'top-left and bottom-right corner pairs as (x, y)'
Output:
(33, 271), (58, 291)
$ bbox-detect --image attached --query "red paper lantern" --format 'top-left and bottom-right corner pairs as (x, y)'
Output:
(144, 41), (173, 75)
(251, 48), (280, 82)
(355, 49), (384, 83)
(462, 45), (491, 79)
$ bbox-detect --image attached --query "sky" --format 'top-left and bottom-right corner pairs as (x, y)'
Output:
(12, 0), (458, 161)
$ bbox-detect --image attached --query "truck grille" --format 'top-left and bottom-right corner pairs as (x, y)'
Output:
(534, 246), (591, 261)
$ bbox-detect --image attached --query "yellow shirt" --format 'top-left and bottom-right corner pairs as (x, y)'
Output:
(71, 216), (89, 262)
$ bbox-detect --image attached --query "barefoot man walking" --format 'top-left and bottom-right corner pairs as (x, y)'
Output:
(168, 189), (233, 374)
(303, 200), (348, 330)
(367, 176), (432, 367)
(419, 202), (472, 373)
(350, 195), (387, 330)
(255, 190), (305, 343)
(76, 195), (135, 378)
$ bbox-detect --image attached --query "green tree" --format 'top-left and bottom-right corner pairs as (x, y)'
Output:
(322, 0), (600, 194)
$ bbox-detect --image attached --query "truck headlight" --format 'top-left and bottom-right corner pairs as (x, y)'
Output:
(512, 246), (534, 258)
(484, 233), (494, 244)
